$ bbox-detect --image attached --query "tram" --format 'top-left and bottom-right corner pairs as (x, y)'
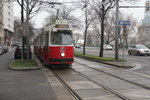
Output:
(33, 19), (74, 67)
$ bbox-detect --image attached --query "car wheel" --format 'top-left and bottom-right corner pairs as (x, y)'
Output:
(136, 51), (140, 56)
(128, 51), (131, 55)
(14, 56), (18, 59)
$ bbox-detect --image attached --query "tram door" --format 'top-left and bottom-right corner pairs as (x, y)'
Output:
(44, 31), (49, 62)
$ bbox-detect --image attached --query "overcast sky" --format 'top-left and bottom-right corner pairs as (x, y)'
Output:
(13, 0), (146, 28)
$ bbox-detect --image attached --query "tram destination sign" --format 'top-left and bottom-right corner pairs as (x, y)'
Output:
(119, 21), (130, 25)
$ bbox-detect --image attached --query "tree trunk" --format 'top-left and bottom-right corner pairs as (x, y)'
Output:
(83, 27), (87, 55)
(99, 1), (104, 57)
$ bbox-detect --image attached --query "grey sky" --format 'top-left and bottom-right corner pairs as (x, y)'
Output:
(14, 0), (146, 28)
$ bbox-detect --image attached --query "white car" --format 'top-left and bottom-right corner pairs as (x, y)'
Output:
(103, 44), (113, 50)
(128, 44), (150, 56)
(0, 46), (4, 55)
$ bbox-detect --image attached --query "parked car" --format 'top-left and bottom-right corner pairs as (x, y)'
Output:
(14, 46), (32, 59)
(0, 46), (4, 55)
(103, 44), (113, 50)
(128, 44), (150, 56)
(2, 45), (8, 53)
(74, 43), (81, 48)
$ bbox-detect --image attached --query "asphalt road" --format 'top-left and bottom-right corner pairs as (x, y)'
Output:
(75, 47), (150, 75)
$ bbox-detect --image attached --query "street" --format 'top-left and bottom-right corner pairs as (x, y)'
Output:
(1, 0), (150, 99)
(75, 47), (150, 75)
(1, 47), (150, 99)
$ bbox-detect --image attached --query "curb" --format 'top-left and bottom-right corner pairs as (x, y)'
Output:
(8, 66), (41, 71)
(9, 57), (41, 70)
(75, 55), (135, 69)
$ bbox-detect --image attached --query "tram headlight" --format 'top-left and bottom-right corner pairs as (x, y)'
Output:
(61, 53), (65, 57)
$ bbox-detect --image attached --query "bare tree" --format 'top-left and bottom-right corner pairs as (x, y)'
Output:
(77, 0), (96, 55)
(91, 19), (101, 46)
(14, 18), (22, 40)
(45, 5), (82, 30)
(91, 0), (116, 57)
(104, 12), (115, 45)
(90, 0), (139, 57)
(16, 0), (60, 20)
(129, 25), (146, 45)
(16, 0), (60, 61)
(14, 17), (35, 42)
(87, 32), (92, 46)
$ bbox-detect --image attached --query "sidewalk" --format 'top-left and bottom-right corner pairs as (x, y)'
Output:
(0, 49), (57, 100)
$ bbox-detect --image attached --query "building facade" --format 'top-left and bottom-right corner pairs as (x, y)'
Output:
(142, 0), (150, 47)
(3, 0), (14, 46)
(0, 0), (4, 45)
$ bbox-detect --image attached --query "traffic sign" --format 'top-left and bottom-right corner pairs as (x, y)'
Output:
(119, 21), (130, 25)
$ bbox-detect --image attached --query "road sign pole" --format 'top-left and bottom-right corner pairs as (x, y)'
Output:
(115, 0), (119, 60)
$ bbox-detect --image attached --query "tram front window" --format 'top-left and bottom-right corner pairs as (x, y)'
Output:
(51, 31), (73, 45)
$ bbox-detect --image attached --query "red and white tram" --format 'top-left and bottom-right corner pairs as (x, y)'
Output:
(34, 19), (74, 66)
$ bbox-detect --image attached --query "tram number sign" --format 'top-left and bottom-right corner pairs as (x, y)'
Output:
(119, 21), (130, 25)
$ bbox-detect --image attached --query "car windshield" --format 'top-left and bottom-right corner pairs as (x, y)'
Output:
(51, 30), (73, 45)
(104, 45), (112, 48)
(136, 45), (148, 49)
(75, 44), (80, 46)
(18, 46), (27, 49)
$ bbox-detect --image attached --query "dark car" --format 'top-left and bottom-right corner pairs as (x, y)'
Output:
(2, 46), (8, 53)
(14, 46), (32, 59)
(0, 46), (4, 55)
(128, 44), (150, 56)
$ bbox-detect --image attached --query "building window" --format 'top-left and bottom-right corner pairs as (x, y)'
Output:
(8, 18), (10, 22)
(8, 25), (10, 28)
(8, 5), (10, 9)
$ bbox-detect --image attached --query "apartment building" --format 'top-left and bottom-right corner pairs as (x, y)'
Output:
(0, 0), (4, 45)
(3, 0), (14, 46)
(142, 0), (150, 47)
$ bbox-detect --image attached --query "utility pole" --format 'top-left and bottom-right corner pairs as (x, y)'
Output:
(26, 0), (30, 61)
(21, 0), (25, 62)
(115, 0), (119, 60)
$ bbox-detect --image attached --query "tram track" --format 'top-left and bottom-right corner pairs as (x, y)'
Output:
(52, 70), (82, 100)
(70, 69), (130, 100)
(50, 59), (150, 99)
(51, 68), (130, 100)
(75, 61), (150, 91)
(39, 55), (150, 99)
